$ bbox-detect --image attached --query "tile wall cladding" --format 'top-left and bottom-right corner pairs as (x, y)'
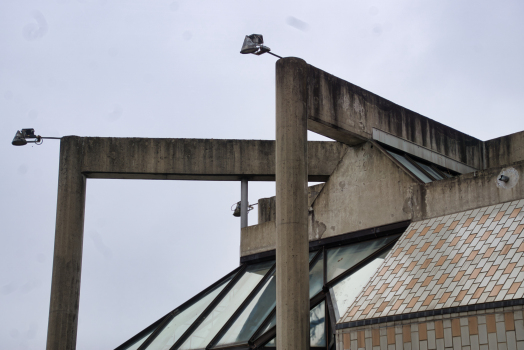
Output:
(341, 199), (524, 324)
(337, 307), (524, 350)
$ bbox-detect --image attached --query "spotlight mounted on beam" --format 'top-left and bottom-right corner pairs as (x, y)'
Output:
(240, 34), (282, 58)
(12, 128), (61, 146)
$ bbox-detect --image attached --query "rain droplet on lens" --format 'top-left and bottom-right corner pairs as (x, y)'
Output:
(183, 31), (192, 41)
(1, 282), (16, 295)
(106, 104), (123, 121)
(286, 16), (310, 32)
(26, 323), (38, 340)
(23, 10), (48, 41)
(10, 329), (19, 339)
(373, 24), (382, 35)
(170, 1), (179, 11)
(18, 164), (28, 175)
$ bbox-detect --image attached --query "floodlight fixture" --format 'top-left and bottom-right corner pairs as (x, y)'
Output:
(11, 128), (61, 146)
(240, 34), (282, 58)
(231, 201), (257, 217)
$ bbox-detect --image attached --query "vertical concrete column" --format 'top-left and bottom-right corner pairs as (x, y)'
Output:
(275, 57), (309, 350)
(46, 136), (86, 350)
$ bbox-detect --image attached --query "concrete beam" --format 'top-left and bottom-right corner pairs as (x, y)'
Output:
(306, 64), (484, 169)
(77, 137), (345, 181)
(47, 136), (344, 350)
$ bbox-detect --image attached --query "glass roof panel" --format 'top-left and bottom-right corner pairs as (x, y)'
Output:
(258, 312), (276, 339)
(309, 251), (324, 298)
(216, 271), (276, 346)
(144, 276), (233, 350)
(441, 169), (453, 178)
(387, 151), (432, 183)
(124, 328), (156, 350)
(261, 302), (325, 347)
(309, 251), (317, 262)
(310, 301), (326, 347)
(330, 250), (389, 321)
(415, 160), (444, 180)
(179, 261), (274, 349)
(326, 235), (397, 282)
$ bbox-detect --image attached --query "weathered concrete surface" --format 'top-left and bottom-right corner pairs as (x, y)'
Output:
(275, 57), (310, 350)
(257, 183), (325, 225)
(308, 142), (416, 241)
(240, 221), (276, 256)
(241, 156), (524, 259)
(485, 131), (524, 169)
(306, 65), (483, 169)
(258, 197), (276, 224)
(47, 137), (86, 350)
(78, 138), (346, 181)
(413, 160), (524, 221)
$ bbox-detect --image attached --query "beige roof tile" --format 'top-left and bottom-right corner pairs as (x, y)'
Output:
(339, 198), (524, 324)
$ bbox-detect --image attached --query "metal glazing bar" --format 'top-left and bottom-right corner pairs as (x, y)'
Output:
(136, 265), (244, 350)
(168, 264), (250, 350)
(310, 248), (323, 267)
(371, 141), (424, 184)
(322, 246), (327, 286)
(251, 326), (276, 349)
(403, 154), (437, 181)
(248, 308), (276, 346)
(206, 263), (277, 349)
(249, 249), (325, 349)
(325, 236), (399, 289)
(325, 293), (337, 348)
(115, 315), (167, 350)
(430, 164), (450, 178)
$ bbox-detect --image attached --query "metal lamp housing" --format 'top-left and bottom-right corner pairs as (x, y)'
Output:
(12, 130), (27, 146)
(240, 35), (260, 54)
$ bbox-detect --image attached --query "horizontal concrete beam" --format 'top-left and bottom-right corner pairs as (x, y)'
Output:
(73, 137), (347, 181)
(306, 64), (484, 169)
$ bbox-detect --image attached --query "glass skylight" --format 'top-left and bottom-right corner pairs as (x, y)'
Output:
(116, 234), (400, 350)
(385, 148), (460, 184)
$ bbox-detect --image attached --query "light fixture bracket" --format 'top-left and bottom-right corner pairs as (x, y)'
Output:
(240, 34), (282, 58)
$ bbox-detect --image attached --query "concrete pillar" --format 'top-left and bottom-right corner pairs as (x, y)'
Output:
(275, 57), (309, 350)
(241, 178), (248, 228)
(46, 136), (86, 350)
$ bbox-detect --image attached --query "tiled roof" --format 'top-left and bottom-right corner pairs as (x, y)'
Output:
(340, 199), (524, 324)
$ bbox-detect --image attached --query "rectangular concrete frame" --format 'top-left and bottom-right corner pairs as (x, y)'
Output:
(46, 136), (346, 350)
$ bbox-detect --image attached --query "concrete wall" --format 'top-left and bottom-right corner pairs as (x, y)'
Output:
(309, 142), (416, 241)
(337, 306), (524, 350)
(485, 131), (524, 169)
(257, 183), (325, 224)
(241, 150), (524, 258)
(73, 137), (346, 181)
(414, 160), (524, 221)
(240, 221), (276, 257)
(306, 65), (484, 169)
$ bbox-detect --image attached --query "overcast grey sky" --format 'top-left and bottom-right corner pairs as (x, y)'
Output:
(1, 0), (524, 349)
